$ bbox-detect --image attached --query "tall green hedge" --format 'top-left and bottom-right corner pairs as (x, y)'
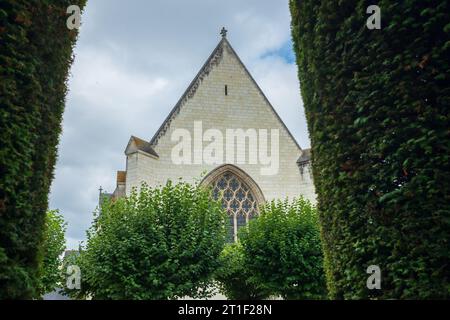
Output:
(290, 0), (449, 299)
(0, 0), (86, 299)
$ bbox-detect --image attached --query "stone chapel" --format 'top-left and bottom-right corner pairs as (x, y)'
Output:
(106, 29), (315, 241)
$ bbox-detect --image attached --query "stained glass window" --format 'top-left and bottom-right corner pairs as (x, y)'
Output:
(210, 171), (260, 242)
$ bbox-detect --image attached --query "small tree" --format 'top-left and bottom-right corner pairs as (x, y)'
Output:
(239, 198), (327, 299)
(215, 242), (269, 300)
(59, 249), (85, 300)
(37, 210), (67, 296)
(81, 181), (227, 300)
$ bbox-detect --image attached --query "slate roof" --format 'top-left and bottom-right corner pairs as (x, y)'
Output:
(297, 148), (311, 165)
(125, 136), (159, 158)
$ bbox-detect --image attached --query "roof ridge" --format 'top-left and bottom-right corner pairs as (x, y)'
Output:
(149, 36), (303, 152)
(222, 38), (302, 151)
(150, 38), (227, 146)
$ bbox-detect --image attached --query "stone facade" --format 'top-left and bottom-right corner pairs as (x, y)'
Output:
(110, 34), (316, 213)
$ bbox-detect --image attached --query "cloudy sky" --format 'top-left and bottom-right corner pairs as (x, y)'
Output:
(49, 0), (310, 250)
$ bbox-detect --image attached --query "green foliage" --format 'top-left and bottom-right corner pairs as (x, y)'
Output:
(239, 198), (327, 299)
(79, 181), (227, 300)
(0, 0), (86, 298)
(59, 249), (84, 300)
(290, 0), (450, 299)
(37, 210), (67, 296)
(215, 242), (269, 300)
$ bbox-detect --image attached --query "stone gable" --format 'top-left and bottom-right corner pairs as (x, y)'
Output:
(112, 35), (316, 204)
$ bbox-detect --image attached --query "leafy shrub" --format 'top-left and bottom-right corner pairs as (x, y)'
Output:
(37, 210), (67, 296)
(239, 198), (327, 299)
(80, 181), (227, 300)
(215, 242), (270, 300)
(0, 0), (86, 298)
(290, 0), (450, 298)
(59, 249), (84, 299)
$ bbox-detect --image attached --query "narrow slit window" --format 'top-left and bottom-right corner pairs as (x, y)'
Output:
(225, 85), (228, 96)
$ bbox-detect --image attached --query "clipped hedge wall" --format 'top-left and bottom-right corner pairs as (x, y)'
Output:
(290, 0), (450, 299)
(0, 0), (86, 299)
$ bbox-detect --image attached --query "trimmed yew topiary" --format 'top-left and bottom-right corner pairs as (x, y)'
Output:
(0, 0), (86, 298)
(290, 0), (450, 299)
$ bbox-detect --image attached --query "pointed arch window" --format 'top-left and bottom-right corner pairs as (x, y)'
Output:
(209, 170), (261, 242)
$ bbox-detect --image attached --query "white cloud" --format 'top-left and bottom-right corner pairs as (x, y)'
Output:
(70, 47), (169, 108)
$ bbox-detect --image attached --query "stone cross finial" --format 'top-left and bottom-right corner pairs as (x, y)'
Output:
(220, 27), (228, 38)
